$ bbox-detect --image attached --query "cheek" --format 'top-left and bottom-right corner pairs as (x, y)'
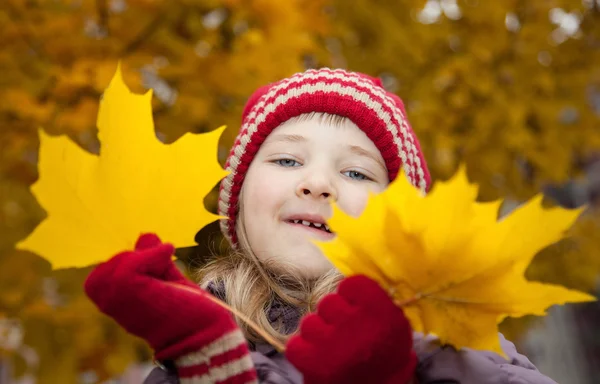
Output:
(242, 168), (282, 212)
(336, 182), (386, 217)
(241, 165), (288, 221)
(336, 187), (372, 217)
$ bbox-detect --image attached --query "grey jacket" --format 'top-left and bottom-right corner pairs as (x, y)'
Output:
(144, 285), (557, 384)
(144, 332), (557, 383)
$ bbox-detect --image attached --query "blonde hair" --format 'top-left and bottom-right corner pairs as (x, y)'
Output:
(197, 222), (342, 346)
(196, 113), (349, 346)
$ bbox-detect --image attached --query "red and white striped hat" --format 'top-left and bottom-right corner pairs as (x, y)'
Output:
(218, 68), (431, 247)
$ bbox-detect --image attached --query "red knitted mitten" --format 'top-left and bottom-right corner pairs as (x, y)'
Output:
(286, 275), (417, 384)
(84, 233), (257, 383)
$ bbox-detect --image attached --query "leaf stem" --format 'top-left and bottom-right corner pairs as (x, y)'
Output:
(165, 282), (287, 353)
(394, 295), (420, 307)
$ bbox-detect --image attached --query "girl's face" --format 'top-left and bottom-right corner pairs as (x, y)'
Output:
(239, 116), (389, 278)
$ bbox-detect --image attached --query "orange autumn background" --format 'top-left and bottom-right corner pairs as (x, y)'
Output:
(1, 0), (599, 383)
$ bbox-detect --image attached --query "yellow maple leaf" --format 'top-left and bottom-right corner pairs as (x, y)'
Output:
(317, 167), (596, 355)
(17, 65), (227, 269)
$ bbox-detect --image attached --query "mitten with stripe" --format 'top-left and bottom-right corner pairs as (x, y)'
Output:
(84, 233), (257, 383)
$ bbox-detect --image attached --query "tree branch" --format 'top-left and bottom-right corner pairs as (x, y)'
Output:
(96, 0), (109, 34)
(120, 12), (168, 56)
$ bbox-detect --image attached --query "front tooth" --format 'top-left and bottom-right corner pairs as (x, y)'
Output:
(301, 220), (311, 226)
(313, 223), (323, 228)
(324, 225), (330, 232)
(294, 220), (301, 224)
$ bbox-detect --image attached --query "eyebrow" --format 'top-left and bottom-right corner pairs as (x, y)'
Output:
(264, 134), (307, 144)
(349, 145), (386, 170)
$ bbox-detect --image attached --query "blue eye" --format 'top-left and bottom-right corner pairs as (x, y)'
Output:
(274, 159), (301, 167)
(343, 170), (370, 181)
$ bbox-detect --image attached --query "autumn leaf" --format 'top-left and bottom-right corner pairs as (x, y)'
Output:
(16, 65), (227, 269)
(316, 167), (596, 356)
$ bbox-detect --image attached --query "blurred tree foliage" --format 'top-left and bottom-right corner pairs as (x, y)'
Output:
(0, 0), (598, 382)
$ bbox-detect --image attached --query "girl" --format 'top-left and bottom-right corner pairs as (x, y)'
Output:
(85, 68), (557, 384)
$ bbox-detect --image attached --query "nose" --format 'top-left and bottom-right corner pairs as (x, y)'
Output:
(296, 172), (338, 201)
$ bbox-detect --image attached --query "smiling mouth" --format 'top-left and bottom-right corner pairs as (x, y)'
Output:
(286, 219), (332, 233)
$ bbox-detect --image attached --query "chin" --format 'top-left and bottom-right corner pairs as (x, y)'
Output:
(293, 251), (335, 279)
(254, 239), (335, 278)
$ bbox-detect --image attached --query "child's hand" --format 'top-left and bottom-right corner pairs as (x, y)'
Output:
(286, 275), (417, 384)
(84, 234), (256, 383)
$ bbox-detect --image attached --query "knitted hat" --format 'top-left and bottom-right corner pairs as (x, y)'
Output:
(218, 68), (431, 247)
